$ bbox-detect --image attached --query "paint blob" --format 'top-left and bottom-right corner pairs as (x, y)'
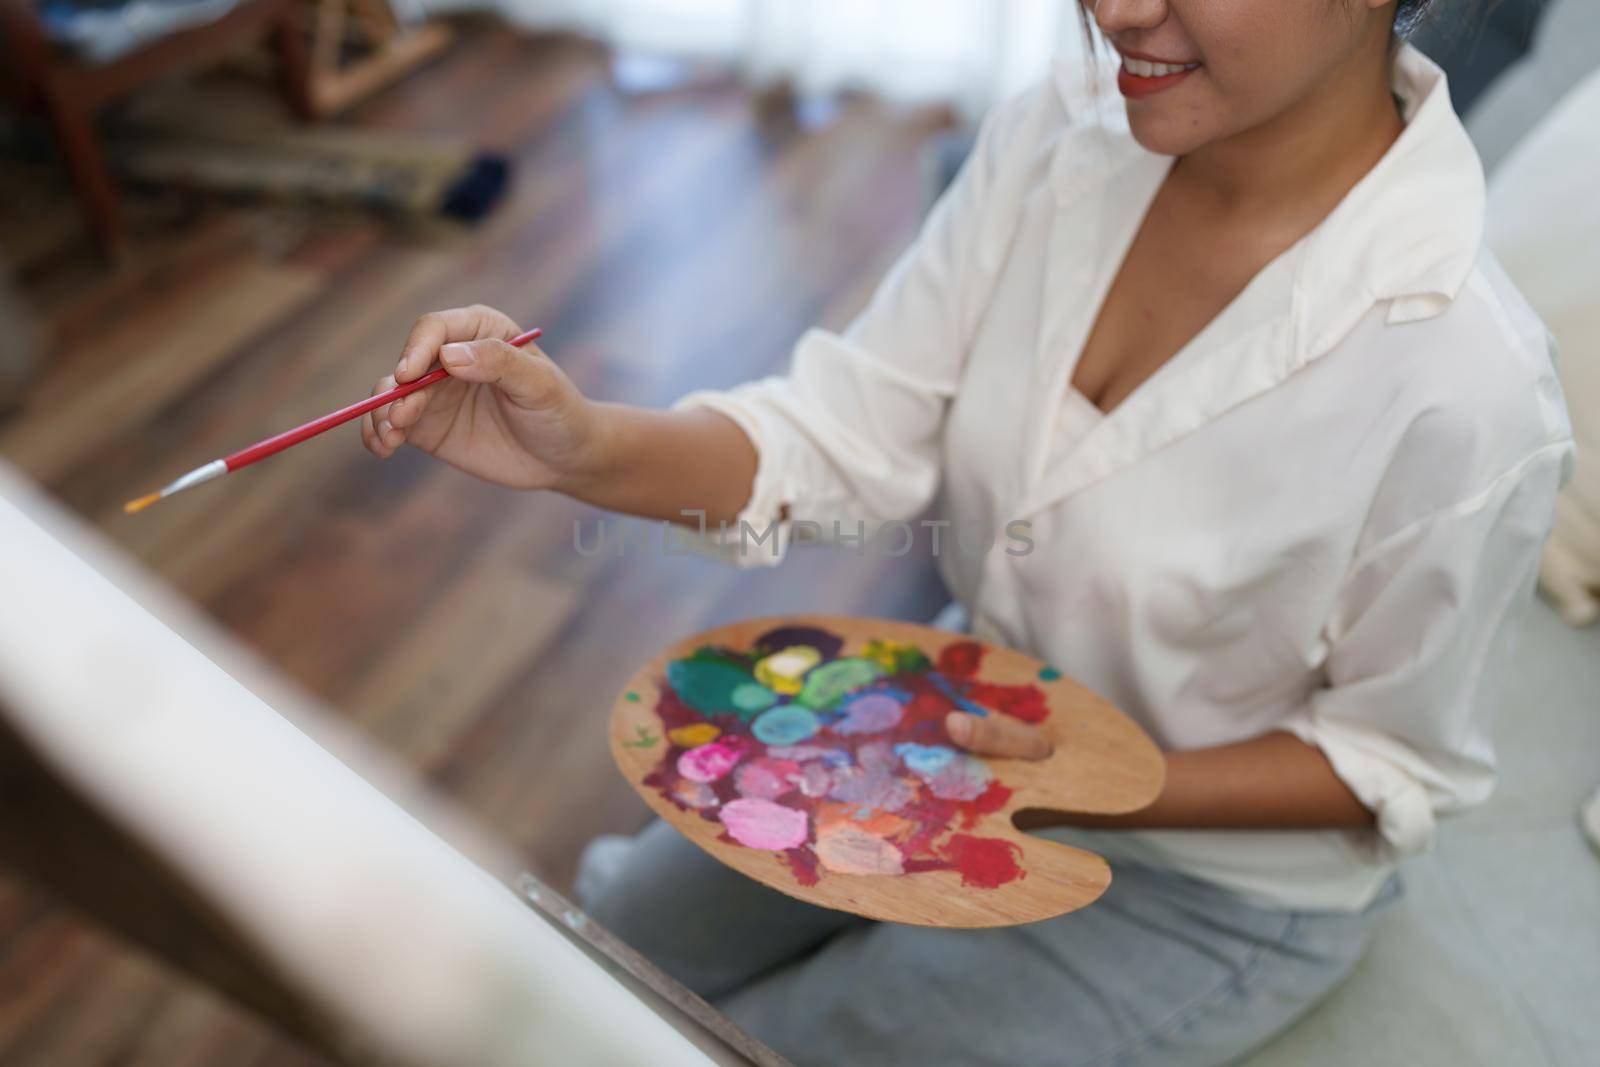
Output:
(668, 658), (777, 719)
(832, 691), (906, 735)
(792, 761), (833, 798)
(644, 625), (1049, 892)
(862, 638), (932, 675)
(752, 704), (822, 746)
(678, 737), (745, 783)
(673, 780), (719, 809)
(816, 824), (905, 875)
(735, 757), (803, 800)
(798, 658), (886, 711)
(940, 833), (1025, 888)
(669, 723), (721, 748)
(754, 646), (822, 694)
(894, 743), (958, 776)
(720, 798), (809, 850)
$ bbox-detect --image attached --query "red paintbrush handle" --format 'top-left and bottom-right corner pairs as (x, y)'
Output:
(223, 327), (543, 471)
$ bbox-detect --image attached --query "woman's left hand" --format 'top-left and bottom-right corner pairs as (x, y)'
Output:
(946, 711), (1053, 760)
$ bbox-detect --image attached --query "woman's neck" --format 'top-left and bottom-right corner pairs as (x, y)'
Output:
(1172, 38), (1406, 226)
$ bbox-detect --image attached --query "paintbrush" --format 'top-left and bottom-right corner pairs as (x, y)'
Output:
(124, 327), (543, 514)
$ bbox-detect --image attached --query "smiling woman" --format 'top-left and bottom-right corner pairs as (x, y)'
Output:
(367, 0), (1573, 1063)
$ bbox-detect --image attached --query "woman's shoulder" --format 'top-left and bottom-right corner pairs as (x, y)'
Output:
(1337, 248), (1573, 540)
(1393, 247), (1569, 447)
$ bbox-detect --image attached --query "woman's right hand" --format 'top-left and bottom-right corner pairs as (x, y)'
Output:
(362, 305), (606, 492)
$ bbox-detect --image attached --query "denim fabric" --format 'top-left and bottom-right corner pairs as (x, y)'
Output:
(577, 821), (1401, 1067)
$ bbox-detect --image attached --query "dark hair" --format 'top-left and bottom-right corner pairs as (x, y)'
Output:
(1396, 0), (1443, 37)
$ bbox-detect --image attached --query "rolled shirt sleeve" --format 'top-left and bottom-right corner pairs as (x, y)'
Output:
(1281, 442), (1571, 855)
(671, 81), (1061, 566)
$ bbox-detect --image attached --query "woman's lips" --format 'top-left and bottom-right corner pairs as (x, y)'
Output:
(1116, 54), (1201, 99)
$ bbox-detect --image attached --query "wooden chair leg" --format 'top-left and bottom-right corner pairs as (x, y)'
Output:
(41, 88), (124, 256)
(272, 6), (317, 120)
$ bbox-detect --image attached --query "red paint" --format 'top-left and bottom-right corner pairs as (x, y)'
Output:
(901, 685), (956, 727)
(222, 328), (543, 471)
(967, 682), (1050, 724)
(784, 847), (820, 887)
(958, 781), (1013, 830)
(941, 833), (1025, 889)
(937, 641), (985, 678)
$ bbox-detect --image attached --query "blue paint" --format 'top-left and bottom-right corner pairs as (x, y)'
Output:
(895, 743), (958, 776)
(929, 672), (989, 717)
(1038, 667), (1062, 681)
(752, 705), (822, 746)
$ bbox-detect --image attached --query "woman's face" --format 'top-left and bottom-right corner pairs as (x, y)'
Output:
(1084, 0), (1395, 156)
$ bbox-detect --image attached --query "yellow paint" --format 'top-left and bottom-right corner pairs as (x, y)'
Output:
(668, 723), (721, 748)
(863, 638), (915, 673)
(753, 646), (821, 695)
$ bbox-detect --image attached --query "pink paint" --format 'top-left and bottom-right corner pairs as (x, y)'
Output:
(735, 757), (803, 800)
(720, 798), (809, 850)
(792, 761), (833, 798)
(766, 744), (833, 761)
(678, 737), (745, 783)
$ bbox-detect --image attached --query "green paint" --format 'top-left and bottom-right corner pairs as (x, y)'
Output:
(667, 658), (776, 720)
(896, 648), (933, 674)
(797, 657), (885, 711)
(624, 691), (641, 703)
(863, 639), (931, 675)
(1038, 667), (1062, 681)
(687, 645), (752, 669)
(732, 682), (779, 715)
(622, 726), (659, 749)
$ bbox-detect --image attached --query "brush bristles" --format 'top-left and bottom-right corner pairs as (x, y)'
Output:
(123, 493), (161, 515)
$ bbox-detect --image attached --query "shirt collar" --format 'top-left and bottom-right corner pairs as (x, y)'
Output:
(1049, 44), (1486, 354)
(1019, 47), (1486, 515)
(1292, 44), (1486, 356)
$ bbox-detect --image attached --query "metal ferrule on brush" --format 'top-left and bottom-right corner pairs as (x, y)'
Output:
(161, 459), (229, 498)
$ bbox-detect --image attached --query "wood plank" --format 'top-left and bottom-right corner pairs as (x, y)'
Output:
(0, 258), (322, 482)
(0, 23), (954, 1064)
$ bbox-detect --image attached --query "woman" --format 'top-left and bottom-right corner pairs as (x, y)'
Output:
(363, 2), (1573, 1063)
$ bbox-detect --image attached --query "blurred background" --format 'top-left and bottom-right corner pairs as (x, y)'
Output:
(1, 1), (1596, 1064)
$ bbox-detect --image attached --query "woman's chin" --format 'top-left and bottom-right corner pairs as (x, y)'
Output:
(1125, 112), (1215, 158)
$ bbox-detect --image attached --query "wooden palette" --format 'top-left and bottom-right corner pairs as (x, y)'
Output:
(609, 616), (1165, 928)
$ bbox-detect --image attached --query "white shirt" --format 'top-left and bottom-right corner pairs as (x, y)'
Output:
(674, 46), (1575, 911)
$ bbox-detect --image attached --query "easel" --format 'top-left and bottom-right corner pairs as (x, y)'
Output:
(0, 464), (767, 1067)
(306, 0), (452, 116)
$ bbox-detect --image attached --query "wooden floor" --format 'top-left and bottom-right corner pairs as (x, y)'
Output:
(0, 27), (952, 1065)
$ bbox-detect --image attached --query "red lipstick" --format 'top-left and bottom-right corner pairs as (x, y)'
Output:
(1115, 51), (1201, 99)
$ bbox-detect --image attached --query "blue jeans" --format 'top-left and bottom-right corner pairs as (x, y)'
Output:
(576, 821), (1401, 1067)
